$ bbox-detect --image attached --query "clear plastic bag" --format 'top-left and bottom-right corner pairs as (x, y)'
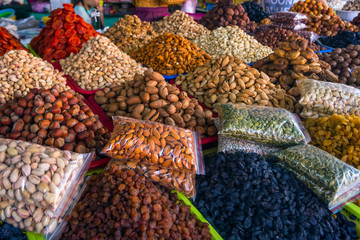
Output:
(268, 144), (360, 213)
(102, 116), (204, 174)
(106, 159), (196, 198)
(297, 78), (360, 119)
(0, 138), (93, 216)
(272, 22), (308, 31)
(269, 11), (308, 23)
(295, 30), (319, 42)
(215, 103), (310, 147)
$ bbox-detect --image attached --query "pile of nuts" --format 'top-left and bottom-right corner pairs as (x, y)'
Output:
(94, 69), (216, 136)
(194, 26), (273, 64)
(306, 14), (359, 36)
(317, 45), (360, 87)
(253, 35), (338, 98)
(290, 0), (336, 16)
(254, 26), (296, 49)
(151, 10), (210, 41)
(60, 167), (212, 239)
(60, 35), (146, 90)
(304, 114), (360, 169)
(103, 15), (158, 52)
(199, 0), (256, 34)
(175, 55), (297, 113)
(0, 86), (110, 154)
(129, 33), (211, 75)
(343, 0), (360, 11)
(0, 50), (67, 104)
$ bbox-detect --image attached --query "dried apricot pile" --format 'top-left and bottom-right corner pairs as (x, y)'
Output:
(30, 3), (99, 61)
(0, 27), (27, 56)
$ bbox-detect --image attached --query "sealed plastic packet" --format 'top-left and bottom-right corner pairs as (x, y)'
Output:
(268, 144), (360, 213)
(269, 11), (308, 23)
(102, 116), (204, 174)
(215, 103), (310, 147)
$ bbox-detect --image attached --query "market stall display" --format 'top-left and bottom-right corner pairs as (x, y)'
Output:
(241, 1), (269, 23)
(103, 15), (158, 52)
(29, 4), (99, 61)
(194, 26), (273, 64)
(60, 35), (146, 91)
(129, 33), (211, 75)
(94, 70), (216, 136)
(175, 55), (297, 112)
(290, 0), (335, 15)
(151, 10), (210, 42)
(269, 12), (308, 30)
(0, 27), (27, 56)
(318, 31), (360, 48)
(306, 14), (359, 36)
(0, 86), (110, 155)
(0, 50), (67, 104)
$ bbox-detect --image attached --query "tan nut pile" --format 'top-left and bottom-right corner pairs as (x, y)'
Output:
(194, 26), (273, 64)
(0, 50), (67, 104)
(60, 35), (146, 91)
(103, 15), (158, 52)
(151, 10), (210, 41)
(94, 69), (217, 136)
(175, 55), (297, 113)
(343, 0), (360, 11)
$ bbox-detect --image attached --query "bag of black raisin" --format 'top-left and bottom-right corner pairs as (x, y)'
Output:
(268, 144), (360, 213)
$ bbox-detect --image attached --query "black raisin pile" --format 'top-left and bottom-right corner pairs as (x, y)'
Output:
(242, 1), (269, 23)
(195, 152), (358, 240)
(0, 222), (27, 240)
(319, 31), (360, 48)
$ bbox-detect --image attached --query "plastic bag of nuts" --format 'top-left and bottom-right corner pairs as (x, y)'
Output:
(298, 78), (360, 118)
(106, 159), (196, 197)
(102, 116), (204, 174)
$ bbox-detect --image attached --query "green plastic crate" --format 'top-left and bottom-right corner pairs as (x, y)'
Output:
(342, 203), (360, 239)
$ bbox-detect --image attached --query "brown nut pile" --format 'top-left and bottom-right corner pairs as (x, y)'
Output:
(175, 55), (297, 113)
(60, 35), (146, 90)
(151, 10), (210, 41)
(0, 87), (110, 155)
(199, 0), (256, 34)
(129, 33), (211, 75)
(343, 0), (360, 11)
(317, 45), (360, 87)
(352, 13), (360, 27)
(103, 15), (158, 52)
(254, 26), (296, 49)
(0, 50), (67, 104)
(290, 0), (336, 16)
(60, 167), (212, 240)
(304, 114), (360, 170)
(94, 69), (216, 136)
(253, 35), (338, 98)
(306, 14), (359, 36)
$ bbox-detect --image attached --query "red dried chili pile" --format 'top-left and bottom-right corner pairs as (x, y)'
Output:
(0, 27), (27, 56)
(30, 3), (99, 61)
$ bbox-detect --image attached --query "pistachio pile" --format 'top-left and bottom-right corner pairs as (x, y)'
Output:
(175, 55), (297, 113)
(194, 26), (273, 64)
(103, 15), (158, 52)
(60, 35), (146, 90)
(151, 10), (210, 41)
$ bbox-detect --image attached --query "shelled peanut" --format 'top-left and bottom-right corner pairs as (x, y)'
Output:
(129, 33), (211, 75)
(175, 55), (297, 113)
(0, 50), (67, 104)
(253, 35), (339, 98)
(0, 86), (110, 155)
(304, 114), (360, 169)
(60, 35), (146, 90)
(94, 69), (216, 136)
(103, 15), (158, 52)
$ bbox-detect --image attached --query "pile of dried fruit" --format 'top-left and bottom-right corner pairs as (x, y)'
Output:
(241, 1), (269, 23)
(253, 35), (338, 98)
(306, 14), (359, 36)
(94, 69), (216, 136)
(352, 13), (360, 27)
(195, 151), (358, 239)
(0, 86), (110, 154)
(290, 0), (335, 15)
(304, 114), (360, 169)
(0, 50), (67, 104)
(254, 26), (295, 49)
(129, 33), (211, 75)
(60, 166), (212, 239)
(103, 15), (158, 52)
(175, 55), (297, 112)
(60, 35), (146, 90)
(30, 4), (99, 60)
(0, 27), (28, 56)
(194, 26), (272, 64)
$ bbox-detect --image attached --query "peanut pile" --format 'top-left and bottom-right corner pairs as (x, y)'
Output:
(60, 35), (146, 90)
(94, 69), (216, 136)
(176, 55), (297, 113)
(151, 11), (210, 41)
(103, 15), (158, 52)
(129, 33), (211, 75)
(194, 26), (273, 64)
(0, 50), (67, 104)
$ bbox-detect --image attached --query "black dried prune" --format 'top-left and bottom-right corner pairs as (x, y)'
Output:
(0, 223), (27, 240)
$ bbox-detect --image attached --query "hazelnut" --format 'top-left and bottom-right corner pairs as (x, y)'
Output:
(74, 122), (86, 133)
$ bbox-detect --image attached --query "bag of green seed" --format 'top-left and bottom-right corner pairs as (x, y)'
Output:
(215, 103), (310, 147)
(269, 144), (360, 213)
